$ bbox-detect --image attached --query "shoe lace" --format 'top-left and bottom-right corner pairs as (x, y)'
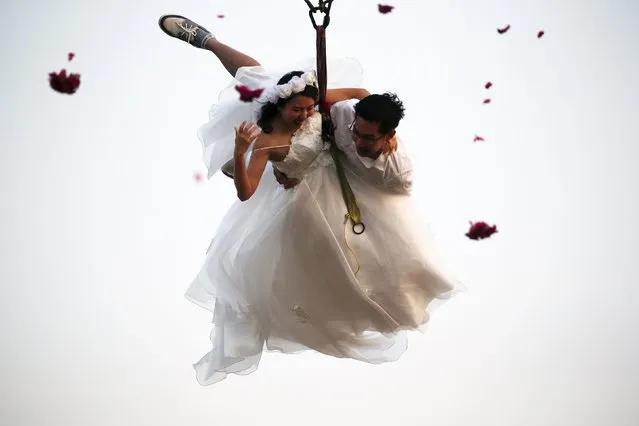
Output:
(177, 21), (198, 43)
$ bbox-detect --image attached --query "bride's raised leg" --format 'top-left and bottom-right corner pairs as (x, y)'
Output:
(158, 14), (260, 77)
(205, 38), (260, 77)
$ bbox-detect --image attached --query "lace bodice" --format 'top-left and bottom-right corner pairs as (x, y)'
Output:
(271, 113), (332, 179)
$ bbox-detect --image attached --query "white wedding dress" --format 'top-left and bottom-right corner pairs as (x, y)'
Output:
(186, 58), (461, 385)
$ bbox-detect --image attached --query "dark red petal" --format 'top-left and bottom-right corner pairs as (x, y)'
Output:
(235, 85), (264, 102)
(537, 30), (545, 38)
(49, 69), (81, 94)
(378, 4), (394, 14)
(466, 221), (498, 240)
(483, 98), (491, 104)
(497, 24), (511, 34)
(68, 52), (75, 61)
(485, 81), (493, 89)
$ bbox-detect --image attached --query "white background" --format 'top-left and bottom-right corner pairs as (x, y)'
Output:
(1, 0), (638, 425)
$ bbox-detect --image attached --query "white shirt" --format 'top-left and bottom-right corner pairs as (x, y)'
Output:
(329, 100), (414, 194)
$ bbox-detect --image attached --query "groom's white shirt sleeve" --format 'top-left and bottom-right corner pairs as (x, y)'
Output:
(329, 99), (414, 194)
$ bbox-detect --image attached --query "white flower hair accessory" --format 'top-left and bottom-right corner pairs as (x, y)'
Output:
(265, 71), (318, 104)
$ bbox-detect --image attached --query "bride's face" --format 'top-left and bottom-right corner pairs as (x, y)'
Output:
(278, 95), (316, 128)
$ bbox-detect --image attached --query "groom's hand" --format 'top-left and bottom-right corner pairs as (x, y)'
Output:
(273, 168), (299, 189)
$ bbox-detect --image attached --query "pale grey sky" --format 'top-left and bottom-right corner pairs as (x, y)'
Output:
(1, 1), (638, 425)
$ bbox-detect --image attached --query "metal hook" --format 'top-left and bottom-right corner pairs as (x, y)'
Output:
(352, 222), (365, 235)
(305, 0), (333, 29)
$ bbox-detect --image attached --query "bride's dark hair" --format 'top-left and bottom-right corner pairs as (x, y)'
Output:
(257, 71), (319, 134)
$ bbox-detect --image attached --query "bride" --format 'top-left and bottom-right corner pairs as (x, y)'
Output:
(159, 14), (461, 385)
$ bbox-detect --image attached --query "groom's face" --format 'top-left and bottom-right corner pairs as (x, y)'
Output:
(350, 116), (390, 159)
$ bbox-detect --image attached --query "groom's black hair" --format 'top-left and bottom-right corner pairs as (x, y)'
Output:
(354, 92), (405, 134)
(257, 71), (319, 133)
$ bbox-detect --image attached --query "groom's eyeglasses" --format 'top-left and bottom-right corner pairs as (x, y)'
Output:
(349, 120), (385, 145)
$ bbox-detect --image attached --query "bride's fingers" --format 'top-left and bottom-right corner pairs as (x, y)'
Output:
(241, 122), (256, 134)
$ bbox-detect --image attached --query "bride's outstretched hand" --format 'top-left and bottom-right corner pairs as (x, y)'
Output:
(234, 121), (261, 156)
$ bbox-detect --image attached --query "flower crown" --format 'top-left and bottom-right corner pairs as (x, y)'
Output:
(265, 71), (318, 104)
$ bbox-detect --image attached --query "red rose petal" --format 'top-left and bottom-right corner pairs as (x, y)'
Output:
(485, 81), (493, 89)
(537, 30), (545, 38)
(473, 135), (485, 142)
(378, 4), (394, 14)
(483, 98), (491, 104)
(497, 24), (511, 34)
(217, 14), (225, 19)
(68, 52), (75, 61)
(235, 85), (264, 102)
(466, 221), (498, 240)
(49, 69), (81, 94)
